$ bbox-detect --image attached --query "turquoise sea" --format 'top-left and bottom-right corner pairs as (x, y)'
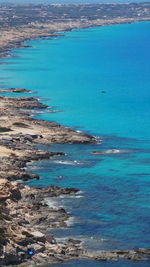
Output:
(1, 21), (150, 266)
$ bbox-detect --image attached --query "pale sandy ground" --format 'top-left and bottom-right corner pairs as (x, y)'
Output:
(0, 145), (16, 157)
(0, 144), (36, 157)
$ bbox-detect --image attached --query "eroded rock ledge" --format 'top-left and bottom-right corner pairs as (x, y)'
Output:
(0, 179), (82, 266)
(0, 95), (96, 144)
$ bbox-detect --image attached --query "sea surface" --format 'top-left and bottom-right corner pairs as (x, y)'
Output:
(0, 21), (150, 266)
(1, 0), (149, 3)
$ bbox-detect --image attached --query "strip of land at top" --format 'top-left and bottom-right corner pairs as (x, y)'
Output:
(0, 2), (150, 55)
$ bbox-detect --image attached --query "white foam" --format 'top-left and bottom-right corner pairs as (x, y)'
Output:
(45, 198), (62, 209)
(52, 160), (83, 165)
(66, 216), (76, 226)
(106, 149), (121, 154)
(105, 149), (131, 154)
(77, 190), (84, 194)
(59, 195), (83, 199)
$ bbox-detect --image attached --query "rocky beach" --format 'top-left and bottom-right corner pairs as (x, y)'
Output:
(0, 89), (95, 265)
(0, 90), (150, 266)
(0, 2), (150, 266)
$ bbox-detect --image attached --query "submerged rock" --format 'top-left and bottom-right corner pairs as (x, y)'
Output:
(92, 149), (125, 155)
(85, 248), (150, 261)
(0, 88), (34, 93)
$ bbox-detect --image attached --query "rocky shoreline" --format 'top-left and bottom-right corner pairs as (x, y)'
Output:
(0, 89), (150, 266)
(0, 90), (95, 266)
(0, 18), (150, 59)
(0, 3), (150, 264)
(0, 94), (95, 181)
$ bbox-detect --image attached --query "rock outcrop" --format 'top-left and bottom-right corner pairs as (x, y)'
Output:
(0, 88), (34, 93)
(0, 179), (83, 266)
(84, 248), (150, 262)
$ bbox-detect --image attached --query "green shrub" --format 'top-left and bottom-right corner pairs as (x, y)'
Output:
(13, 122), (28, 128)
(0, 127), (12, 132)
(0, 203), (7, 248)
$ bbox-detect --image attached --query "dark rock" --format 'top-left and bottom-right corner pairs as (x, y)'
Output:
(0, 88), (33, 93)
(38, 186), (79, 197)
(10, 187), (22, 201)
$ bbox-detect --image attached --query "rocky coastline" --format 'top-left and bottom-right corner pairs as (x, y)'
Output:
(0, 90), (94, 266)
(0, 3), (150, 265)
(0, 89), (150, 266)
(1, 16), (150, 59)
(0, 2), (150, 59)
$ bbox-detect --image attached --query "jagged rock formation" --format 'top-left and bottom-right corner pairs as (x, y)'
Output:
(0, 179), (82, 266)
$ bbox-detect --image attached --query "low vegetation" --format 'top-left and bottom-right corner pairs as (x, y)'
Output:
(0, 127), (12, 132)
(13, 122), (28, 128)
(0, 203), (7, 251)
(0, 3), (150, 28)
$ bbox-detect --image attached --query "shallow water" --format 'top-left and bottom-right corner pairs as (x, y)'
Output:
(1, 22), (150, 266)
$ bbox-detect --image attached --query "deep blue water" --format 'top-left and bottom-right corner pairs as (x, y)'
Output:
(0, 22), (150, 266)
